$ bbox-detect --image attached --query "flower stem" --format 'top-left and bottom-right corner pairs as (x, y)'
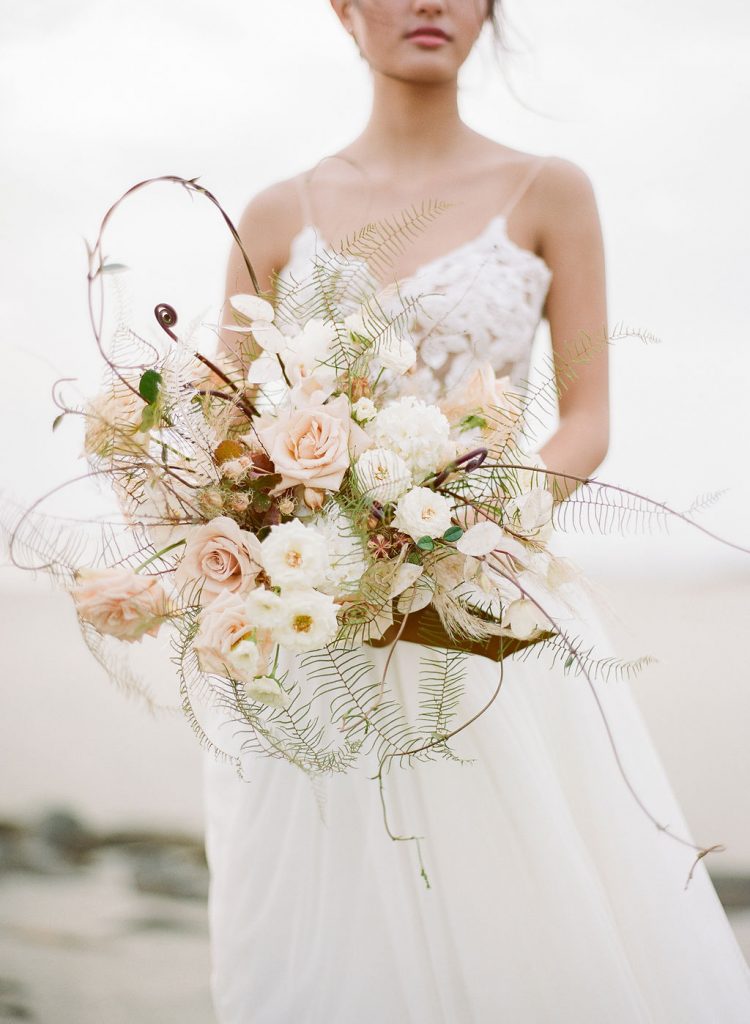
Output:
(134, 538), (186, 574)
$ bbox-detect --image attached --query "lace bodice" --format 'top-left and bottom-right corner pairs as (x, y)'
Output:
(275, 159), (554, 404)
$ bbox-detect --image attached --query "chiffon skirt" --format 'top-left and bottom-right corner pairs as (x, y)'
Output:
(201, 580), (750, 1022)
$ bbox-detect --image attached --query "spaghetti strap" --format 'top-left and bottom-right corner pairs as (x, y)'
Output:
(500, 155), (550, 219)
(294, 172), (315, 228)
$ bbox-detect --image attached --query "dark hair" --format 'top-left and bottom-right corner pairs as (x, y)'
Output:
(487, 0), (507, 48)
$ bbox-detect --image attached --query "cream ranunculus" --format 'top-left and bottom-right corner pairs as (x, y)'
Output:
(392, 487), (454, 541)
(275, 589), (340, 651)
(351, 396), (377, 423)
(71, 567), (169, 643)
(353, 447), (412, 503)
(193, 590), (255, 678)
(245, 586), (285, 629)
(258, 394), (370, 494)
(175, 516), (263, 605)
(261, 520), (330, 590)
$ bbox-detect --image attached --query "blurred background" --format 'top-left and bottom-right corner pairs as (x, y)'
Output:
(1, 0), (748, 1020)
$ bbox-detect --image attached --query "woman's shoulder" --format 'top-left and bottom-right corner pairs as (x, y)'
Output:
(230, 172), (313, 290)
(235, 175), (305, 246)
(483, 140), (596, 198)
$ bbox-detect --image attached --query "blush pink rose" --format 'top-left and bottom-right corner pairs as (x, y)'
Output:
(439, 363), (519, 438)
(258, 394), (371, 494)
(175, 515), (263, 605)
(71, 567), (169, 643)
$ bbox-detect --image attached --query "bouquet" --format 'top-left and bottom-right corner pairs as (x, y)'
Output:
(6, 175), (747, 885)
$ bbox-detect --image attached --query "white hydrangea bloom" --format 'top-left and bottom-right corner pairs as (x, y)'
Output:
(368, 396), (455, 481)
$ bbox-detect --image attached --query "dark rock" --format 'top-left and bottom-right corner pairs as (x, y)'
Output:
(35, 808), (96, 864)
(0, 976), (36, 1021)
(129, 846), (209, 901)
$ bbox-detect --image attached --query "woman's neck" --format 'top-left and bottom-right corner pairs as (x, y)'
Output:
(350, 72), (477, 180)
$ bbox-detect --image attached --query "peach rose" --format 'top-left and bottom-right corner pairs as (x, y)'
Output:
(440, 363), (519, 438)
(194, 591), (275, 681)
(175, 515), (263, 605)
(258, 394), (371, 494)
(194, 591), (251, 674)
(71, 567), (169, 643)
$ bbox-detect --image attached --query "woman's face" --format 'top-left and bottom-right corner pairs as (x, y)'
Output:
(332, 0), (491, 84)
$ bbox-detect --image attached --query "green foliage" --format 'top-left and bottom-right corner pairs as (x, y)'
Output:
(138, 369), (162, 403)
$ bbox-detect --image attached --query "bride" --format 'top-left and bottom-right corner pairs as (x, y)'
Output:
(203, 1), (750, 1020)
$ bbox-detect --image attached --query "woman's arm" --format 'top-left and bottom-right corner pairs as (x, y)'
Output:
(534, 157), (610, 500)
(217, 180), (299, 359)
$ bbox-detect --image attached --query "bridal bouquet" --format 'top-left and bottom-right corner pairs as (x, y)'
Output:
(7, 175), (745, 883)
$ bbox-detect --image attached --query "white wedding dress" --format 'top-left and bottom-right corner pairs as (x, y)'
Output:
(202, 157), (750, 1022)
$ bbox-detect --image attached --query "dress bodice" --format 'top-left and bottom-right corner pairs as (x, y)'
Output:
(275, 163), (554, 403)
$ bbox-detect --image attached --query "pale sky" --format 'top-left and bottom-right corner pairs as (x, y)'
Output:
(1, 0), (749, 581)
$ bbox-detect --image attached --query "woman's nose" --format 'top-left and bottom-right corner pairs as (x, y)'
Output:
(414, 0), (446, 15)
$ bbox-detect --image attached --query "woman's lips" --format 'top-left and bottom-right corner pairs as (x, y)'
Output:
(406, 29), (450, 49)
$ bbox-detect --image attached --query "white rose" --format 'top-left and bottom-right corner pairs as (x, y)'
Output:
(261, 520), (330, 590)
(354, 447), (412, 503)
(392, 487), (454, 541)
(377, 334), (416, 375)
(351, 396), (377, 423)
(276, 589), (340, 651)
(244, 675), (291, 709)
